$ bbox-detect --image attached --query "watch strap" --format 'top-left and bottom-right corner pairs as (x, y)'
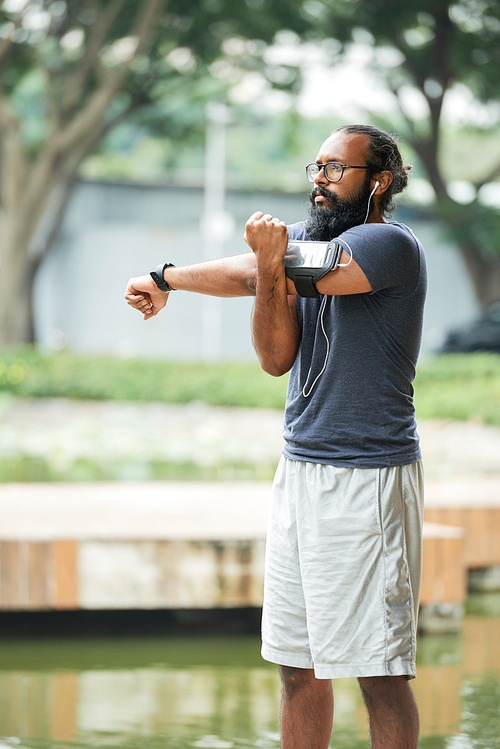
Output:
(150, 262), (176, 292)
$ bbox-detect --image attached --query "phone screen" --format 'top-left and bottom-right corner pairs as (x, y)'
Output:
(284, 241), (331, 269)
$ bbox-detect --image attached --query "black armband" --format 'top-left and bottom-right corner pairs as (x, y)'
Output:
(284, 240), (342, 297)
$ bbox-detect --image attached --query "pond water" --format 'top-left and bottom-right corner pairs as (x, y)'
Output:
(0, 598), (499, 749)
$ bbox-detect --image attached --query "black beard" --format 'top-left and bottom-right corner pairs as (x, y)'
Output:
(304, 177), (374, 240)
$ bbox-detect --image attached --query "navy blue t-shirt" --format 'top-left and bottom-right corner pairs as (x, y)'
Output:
(282, 221), (427, 468)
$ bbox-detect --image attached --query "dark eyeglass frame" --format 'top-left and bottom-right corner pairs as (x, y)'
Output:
(306, 162), (369, 183)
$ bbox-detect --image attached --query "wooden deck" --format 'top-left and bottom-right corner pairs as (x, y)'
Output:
(424, 476), (500, 568)
(420, 523), (466, 607)
(0, 478), (499, 630)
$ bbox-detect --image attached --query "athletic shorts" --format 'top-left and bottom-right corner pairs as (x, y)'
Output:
(261, 457), (424, 680)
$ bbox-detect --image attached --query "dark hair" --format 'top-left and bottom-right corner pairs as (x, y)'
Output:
(332, 124), (411, 217)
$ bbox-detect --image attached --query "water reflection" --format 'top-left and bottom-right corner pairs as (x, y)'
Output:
(0, 603), (499, 749)
(3, 666), (283, 746)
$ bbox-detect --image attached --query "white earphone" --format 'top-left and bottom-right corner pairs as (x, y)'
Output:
(364, 181), (380, 224)
(303, 181), (382, 397)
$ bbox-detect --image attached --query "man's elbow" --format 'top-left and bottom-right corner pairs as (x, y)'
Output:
(258, 354), (294, 377)
(263, 365), (289, 377)
(246, 277), (257, 295)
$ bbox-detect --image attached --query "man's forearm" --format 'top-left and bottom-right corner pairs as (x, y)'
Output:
(252, 262), (299, 377)
(125, 252), (258, 320)
(242, 211), (299, 377)
(165, 253), (257, 297)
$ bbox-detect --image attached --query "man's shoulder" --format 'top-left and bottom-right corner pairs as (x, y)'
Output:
(287, 220), (422, 249)
(340, 221), (419, 244)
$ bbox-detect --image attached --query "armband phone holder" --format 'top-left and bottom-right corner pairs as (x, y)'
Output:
(284, 240), (342, 298)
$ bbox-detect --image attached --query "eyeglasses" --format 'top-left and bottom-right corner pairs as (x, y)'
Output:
(306, 162), (369, 183)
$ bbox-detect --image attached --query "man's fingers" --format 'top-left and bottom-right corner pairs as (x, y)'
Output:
(263, 215), (284, 224)
(244, 211), (288, 248)
(125, 292), (153, 315)
(125, 292), (146, 303)
(248, 211), (281, 225)
(247, 212), (286, 228)
(143, 300), (166, 320)
(249, 211), (264, 221)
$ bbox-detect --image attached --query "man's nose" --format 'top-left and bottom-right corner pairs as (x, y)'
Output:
(314, 165), (328, 186)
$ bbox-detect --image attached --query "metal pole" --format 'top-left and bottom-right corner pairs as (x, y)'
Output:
(201, 102), (233, 361)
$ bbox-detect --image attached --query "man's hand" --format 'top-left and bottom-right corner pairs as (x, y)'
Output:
(125, 274), (169, 320)
(244, 211), (298, 377)
(244, 212), (288, 268)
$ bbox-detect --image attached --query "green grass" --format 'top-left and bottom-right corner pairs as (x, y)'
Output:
(414, 352), (500, 426)
(1, 347), (500, 426)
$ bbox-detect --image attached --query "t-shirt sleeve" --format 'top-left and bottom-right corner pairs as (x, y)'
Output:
(287, 222), (309, 241)
(336, 223), (421, 294)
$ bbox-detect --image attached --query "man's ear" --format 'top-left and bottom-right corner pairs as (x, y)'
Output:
(372, 170), (393, 194)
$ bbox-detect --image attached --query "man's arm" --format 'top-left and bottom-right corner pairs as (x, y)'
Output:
(245, 212), (300, 377)
(245, 215), (373, 375)
(125, 253), (257, 320)
(315, 251), (372, 295)
(125, 218), (371, 326)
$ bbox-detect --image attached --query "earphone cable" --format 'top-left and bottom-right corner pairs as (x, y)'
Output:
(302, 295), (330, 398)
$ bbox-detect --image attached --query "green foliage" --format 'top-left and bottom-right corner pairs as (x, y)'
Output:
(0, 347), (288, 409)
(441, 126), (500, 185)
(2, 347), (500, 427)
(313, 0), (500, 104)
(0, 0), (310, 156)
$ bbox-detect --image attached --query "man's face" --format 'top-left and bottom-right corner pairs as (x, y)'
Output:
(305, 132), (375, 241)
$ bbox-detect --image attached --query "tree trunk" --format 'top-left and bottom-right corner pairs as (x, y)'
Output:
(412, 124), (500, 308)
(434, 198), (500, 309)
(0, 172), (81, 344)
(0, 0), (167, 346)
(0, 222), (33, 344)
(454, 238), (500, 310)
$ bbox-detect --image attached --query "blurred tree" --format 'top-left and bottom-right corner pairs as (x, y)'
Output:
(311, 0), (500, 307)
(0, 0), (307, 344)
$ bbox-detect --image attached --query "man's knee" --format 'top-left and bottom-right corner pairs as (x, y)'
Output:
(358, 675), (409, 701)
(279, 666), (317, 698)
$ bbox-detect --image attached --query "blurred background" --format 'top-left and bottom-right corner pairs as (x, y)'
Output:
(0, 1), (500, 748)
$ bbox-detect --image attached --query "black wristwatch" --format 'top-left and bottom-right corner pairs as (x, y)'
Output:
(150, 262), (176, 292)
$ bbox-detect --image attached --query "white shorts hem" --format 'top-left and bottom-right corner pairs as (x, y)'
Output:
(261, 644), (313, 671)
(262, 644), (416, 680)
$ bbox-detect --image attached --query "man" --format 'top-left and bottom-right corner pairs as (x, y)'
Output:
(125, 124), (427, 749)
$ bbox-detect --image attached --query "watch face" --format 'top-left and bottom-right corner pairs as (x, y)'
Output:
(284, 241), (332, 269)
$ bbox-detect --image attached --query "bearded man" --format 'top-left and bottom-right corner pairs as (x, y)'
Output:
(125, 124), (427, 749)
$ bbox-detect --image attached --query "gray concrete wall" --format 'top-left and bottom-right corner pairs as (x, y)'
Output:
(34, 180), (478, 360)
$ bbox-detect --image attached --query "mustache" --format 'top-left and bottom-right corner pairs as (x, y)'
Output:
(309, 186), (337, 205)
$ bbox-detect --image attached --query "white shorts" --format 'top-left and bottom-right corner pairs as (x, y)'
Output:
(261, 457), (424, 680)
